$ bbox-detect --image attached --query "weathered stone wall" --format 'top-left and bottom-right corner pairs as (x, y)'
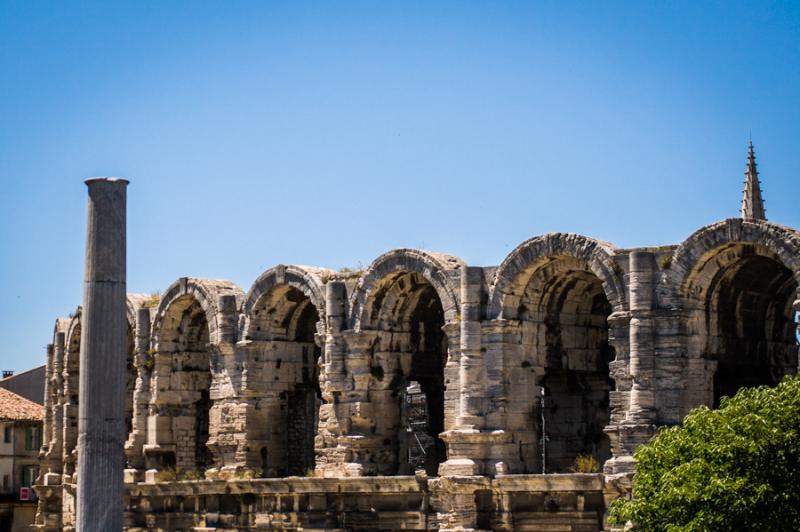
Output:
(34, 218), (800, 530)
(36, 474), (608, 531)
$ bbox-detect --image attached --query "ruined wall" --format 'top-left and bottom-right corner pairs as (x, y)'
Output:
(34, 218), (800, 531)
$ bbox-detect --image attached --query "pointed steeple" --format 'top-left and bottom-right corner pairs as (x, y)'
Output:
(741, 141), (766, 221)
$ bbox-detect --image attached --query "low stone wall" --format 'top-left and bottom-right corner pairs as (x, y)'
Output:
(37, 473), (609, 531)
(133, 474), (607, 531)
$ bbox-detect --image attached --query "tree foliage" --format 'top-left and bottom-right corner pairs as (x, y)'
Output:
(609, 375), (800, 531)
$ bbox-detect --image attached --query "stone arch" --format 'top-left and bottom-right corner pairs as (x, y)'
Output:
(670, 218), (800, 299)
(44, 318), (70, 474)
(124, 295), (147, 439)
(488, 233), (626, 319)
(153, 278), (243, 348)
(240, 265), (332, 476)
(670, 219), (800, 409)
(489, 234), (623, 473)
(60, 305), (137, 476)
(349, 249), (464, 476)
(148, 278), (243, 473)
(350, 249), (463, 330)
(241, 265), (331, 341)
(61, 309), (81, 476)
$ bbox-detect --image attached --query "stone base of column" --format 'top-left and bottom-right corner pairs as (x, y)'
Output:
(625, 406), (657, 424)
(603, 422), (656, 475)
(123, 468), (142, 484)
(604, 472), (635, 532)
(429, 475), (492, 532)
(124, 435), (146, 472)
(315, 434), (387, 477)
(143, 443), (177, 471)
(33, 484), (63, 532)
(439, 429), (520, 477)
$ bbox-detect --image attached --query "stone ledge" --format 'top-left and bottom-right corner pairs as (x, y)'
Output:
(493, 473), (604, 492)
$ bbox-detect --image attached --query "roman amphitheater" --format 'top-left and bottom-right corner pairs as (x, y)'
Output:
(34, 147), (800, 530)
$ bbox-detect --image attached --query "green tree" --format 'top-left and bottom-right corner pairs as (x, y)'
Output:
(609, 375), (800, 531)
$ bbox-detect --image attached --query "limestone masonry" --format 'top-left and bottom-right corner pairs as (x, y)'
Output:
(35, 145), (800, 531)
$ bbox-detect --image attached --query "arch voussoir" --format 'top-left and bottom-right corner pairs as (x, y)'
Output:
(670, 218), (800, 300)
(350, 249), (465, 330)
(241, 264), (332, 340)
(488, 233), (625, 320)
(152, 277), (244, 347)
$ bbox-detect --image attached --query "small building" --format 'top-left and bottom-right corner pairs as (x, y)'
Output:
(0, 366), (46, 406)
(0, 387), (43, 531)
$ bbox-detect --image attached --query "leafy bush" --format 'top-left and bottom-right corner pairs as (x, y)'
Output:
(609, 375), (800, 531)
(569, 454), (600, 473)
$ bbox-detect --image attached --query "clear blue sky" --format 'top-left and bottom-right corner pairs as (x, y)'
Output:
(1, 1), (798, 371)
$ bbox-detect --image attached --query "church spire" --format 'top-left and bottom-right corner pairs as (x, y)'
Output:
(741, 140), (766, 221)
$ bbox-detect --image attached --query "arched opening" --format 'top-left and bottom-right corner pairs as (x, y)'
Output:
(152, 295), (213, 472)
(125, 326), (135, 437)
(248, 285), (322, 476)
(367, 271), (447, 476)
(63, 321), (81, 476)
(517, 257), (613, 473)
(697, 246), (799, 407)
(61, 320), (137, 475)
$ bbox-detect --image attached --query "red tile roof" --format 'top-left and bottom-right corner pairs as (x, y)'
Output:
(0, 388), (43, 421)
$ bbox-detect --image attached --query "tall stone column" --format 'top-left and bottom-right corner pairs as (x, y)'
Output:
(49, 332), (66, 475)
(316, 281), (349, 475)
(440, 268), (516, 477)
(458, 267), (485, 429)
(76, 177), (128, 532)
(324, 281), (347, 383)
(606, 251), (657, 478)
(207, 293), (240, 472)
(41, 344), (54, 457)
(626, 251), (657, 422)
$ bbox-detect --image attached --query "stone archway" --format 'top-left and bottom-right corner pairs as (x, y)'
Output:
(490, 234), (624, 473)
(244, 277), (325, 477)
(149, 294), (214, 472)
(147, 277), (243, 475)
(521, 257), (614, 472)
(61, 308), (138, 478)
(672, 219), (800, 410)
(346, 249), (463, 476)
(62, 312), (82, 478)
(364, 270), (449, 475)
(679, 244), (798, 407)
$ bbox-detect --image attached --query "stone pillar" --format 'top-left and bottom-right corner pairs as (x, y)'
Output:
(335, 330), (383, 476)
(315, 281), (348, 475)
(124, 307), (151, 478)
(216, 294), (239, 348)
(605, 251), (657, 477)
(626, 251), (657, 422)
(324, 281), (347, 381)
(440, 270), (516, 477)
(49, 332), (65, 475)
(41, 344), (54, 456)
(207, 293), (240, 473)
(458, 267), (485, 429)
(76, 177), (128, 532)
(429, 476), (490, 532)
